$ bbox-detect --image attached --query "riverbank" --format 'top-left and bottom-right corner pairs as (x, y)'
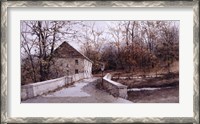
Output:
(128, 86), (179, 103)
(112, 73), (179, 103)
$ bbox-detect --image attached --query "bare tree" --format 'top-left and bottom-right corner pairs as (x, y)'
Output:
(105, 21), (179, 75)
(21, 21), (80, 83)
(21, 31), (37, 82)
(155, 21), (179, 73)
(80, 22), (107, 73)
(107, 21), (126, 69)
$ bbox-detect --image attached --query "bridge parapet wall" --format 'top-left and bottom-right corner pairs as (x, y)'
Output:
(21, 73), (87, 100)
(102, 73), (128, 99)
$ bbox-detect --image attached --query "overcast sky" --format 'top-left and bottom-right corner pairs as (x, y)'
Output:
(67, 20), (179, 51)
(21, 20), (180, 56)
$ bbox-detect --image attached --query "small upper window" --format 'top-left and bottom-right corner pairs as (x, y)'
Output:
(75, 60), (78, 65)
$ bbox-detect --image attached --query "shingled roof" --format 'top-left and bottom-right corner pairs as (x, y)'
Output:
(53, 41), (93, 63)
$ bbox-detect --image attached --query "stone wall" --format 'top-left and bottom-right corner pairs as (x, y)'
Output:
(51, 58), (92, 79)
(52, 58), (84, 76)
(102, 73), (128, 99)
(21, 73), (85, 101)
(83, 59), (93, 78)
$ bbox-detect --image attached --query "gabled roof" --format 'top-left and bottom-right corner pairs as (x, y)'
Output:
(53, 41), (93, 63)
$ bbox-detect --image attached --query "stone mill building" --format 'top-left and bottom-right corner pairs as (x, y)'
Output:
(52, 41), (93, 78)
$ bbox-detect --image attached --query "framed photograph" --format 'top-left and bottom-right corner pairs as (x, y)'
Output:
(1, 1), (199, 123)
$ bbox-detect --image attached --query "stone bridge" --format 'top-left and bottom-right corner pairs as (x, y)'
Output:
(22, 73), (131, 103)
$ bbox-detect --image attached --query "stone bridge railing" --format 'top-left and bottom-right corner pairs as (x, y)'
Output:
(102, 73), (128, 99)
(21, 73), (87, 100)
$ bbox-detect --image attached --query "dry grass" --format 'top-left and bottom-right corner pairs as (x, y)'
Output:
(113, 73), (179, 88)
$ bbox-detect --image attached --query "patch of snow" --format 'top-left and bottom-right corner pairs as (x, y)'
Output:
(128, 87), (173, 91)
(112, 75), (163, 79)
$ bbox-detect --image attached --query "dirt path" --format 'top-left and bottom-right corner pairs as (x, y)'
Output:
(22, 77), (132, 103)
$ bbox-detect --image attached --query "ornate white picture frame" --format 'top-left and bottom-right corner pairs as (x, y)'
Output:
(1, 1), (199, 123)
